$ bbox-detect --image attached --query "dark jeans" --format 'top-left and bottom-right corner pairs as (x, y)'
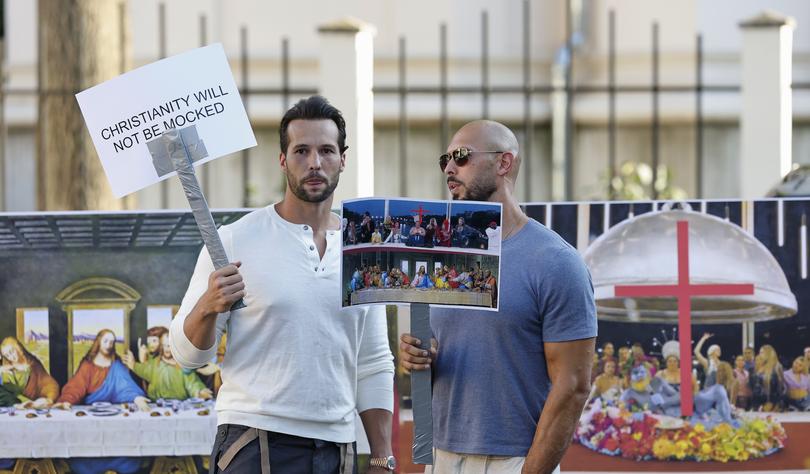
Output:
(210, 424), (357, 474)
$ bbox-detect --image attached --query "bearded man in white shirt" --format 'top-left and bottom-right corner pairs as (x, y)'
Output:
(170, 96), (396, 474)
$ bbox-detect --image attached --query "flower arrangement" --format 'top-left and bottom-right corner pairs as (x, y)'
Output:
(576, 402), (787, 462)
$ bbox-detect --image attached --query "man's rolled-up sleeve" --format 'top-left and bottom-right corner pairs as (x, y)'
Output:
(169, 240), (230, 369)
(356, 304), (395, 413)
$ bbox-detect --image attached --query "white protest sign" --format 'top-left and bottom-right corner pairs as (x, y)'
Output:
(76, 43), (256, 198)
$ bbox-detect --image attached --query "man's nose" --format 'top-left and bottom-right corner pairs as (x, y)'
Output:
(444, 158), (457, 176)
(307, 150), (323, 170)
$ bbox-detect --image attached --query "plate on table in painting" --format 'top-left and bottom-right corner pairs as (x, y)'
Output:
(89, 406), (123, 416)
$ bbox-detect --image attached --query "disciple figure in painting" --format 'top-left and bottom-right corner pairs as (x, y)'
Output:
(123, 332), (212, 401)
(138, 326), (168, 363)
(0, 336), (59, 408)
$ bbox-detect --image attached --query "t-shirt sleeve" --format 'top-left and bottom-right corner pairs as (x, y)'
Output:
(539, 247), (598, 342)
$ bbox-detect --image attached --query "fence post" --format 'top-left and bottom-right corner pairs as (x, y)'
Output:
(550, 63), (570, 202)
(739, 11), (794, 199)
(317, 18), (376, 203)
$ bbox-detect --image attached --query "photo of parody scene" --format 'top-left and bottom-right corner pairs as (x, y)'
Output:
(341, 198), (502, 309)
(342, 198), (501, 252)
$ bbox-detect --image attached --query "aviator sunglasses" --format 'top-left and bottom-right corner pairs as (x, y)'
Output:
(439, 147), (504, 172)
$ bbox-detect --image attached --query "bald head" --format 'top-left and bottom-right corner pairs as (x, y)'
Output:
(450, 120), (521, 180)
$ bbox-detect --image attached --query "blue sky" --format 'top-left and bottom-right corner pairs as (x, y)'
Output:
(449, 202), (502, 224)
(343, 199), (386, 219)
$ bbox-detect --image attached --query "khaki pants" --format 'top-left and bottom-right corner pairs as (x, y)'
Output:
(423, 448), (561, 474)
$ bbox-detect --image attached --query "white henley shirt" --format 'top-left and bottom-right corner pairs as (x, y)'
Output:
(169, 204), (394, 443)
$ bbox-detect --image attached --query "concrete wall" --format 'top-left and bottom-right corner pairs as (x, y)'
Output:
(3, 0), (810, 209)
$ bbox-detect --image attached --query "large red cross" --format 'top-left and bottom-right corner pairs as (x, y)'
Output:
(410, 205), (428, 224)
(614, 220), (753, 416)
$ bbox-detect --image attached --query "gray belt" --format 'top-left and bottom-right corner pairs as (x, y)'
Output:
(216, 428), (355, 474)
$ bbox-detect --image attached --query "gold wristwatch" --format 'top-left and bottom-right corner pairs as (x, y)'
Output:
(369, 455), (397, 471)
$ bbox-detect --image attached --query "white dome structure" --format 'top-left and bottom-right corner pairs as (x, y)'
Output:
(583, 205), (797, 324)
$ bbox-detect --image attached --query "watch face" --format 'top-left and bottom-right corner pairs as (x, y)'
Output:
(386, 456), (397, 469)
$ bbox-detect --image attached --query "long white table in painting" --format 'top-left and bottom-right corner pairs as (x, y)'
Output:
(0, 402), (217, 459)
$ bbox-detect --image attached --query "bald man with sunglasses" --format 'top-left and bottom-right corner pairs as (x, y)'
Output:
(400, 120), (597, 474)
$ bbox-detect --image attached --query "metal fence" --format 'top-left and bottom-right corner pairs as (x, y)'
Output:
(377, 1), (809, 201)
(1, 1), (809, 210)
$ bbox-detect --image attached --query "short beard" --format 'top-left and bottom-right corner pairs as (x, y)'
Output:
(286, 170), (340, 203)
(450, 174), (497, 202)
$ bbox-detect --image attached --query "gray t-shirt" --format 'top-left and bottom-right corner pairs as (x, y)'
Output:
(430, 218), (598, 456)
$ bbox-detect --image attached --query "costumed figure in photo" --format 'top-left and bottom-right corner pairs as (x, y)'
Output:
(733, 355), (753, 410)
(751, 345), (786, 411)
(383, 221), (403, 243)
(451, 216), (485, 248)
(656, 341), (698, 396)
(358, 212), (374, 243)
(382, 215), (393, 241)
(619, 345), (735, 428)
(617, 346), (632, 380)
(694, 333), (722, 387)
(804, 347), (810, 372)
(371, 226), (383, 244)
(619, 364), (678, 414)
(628, 343), (658, 376)
(438, 218), (452, 247)
(743, 346), (756, 372)
(594, 342), (616, 382)
(588, 359), (624, 404)
(344, 220), (357, 245)
(406, 219), (426, 247)
(784, 356), (810, 411)
(485, 221), (501, 252)
(0, 336), (59, 409)
(425, 217), (438, 248)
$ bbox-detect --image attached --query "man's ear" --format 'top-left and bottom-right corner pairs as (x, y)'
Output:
(339, 151), (346, 173)
(279, 152), (287, 171)
(497, 152), (515, 177)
